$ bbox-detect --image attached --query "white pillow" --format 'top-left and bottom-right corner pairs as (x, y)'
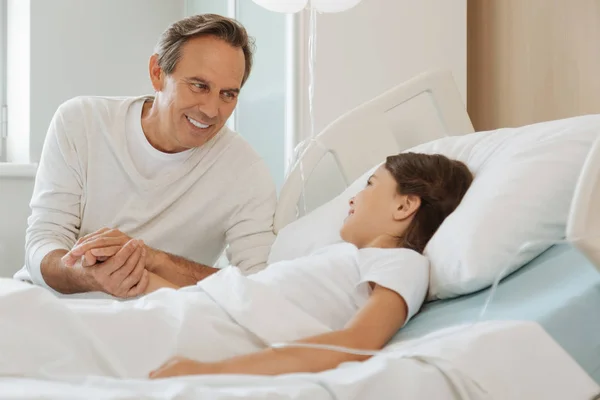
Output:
(269, 115), (600, 300)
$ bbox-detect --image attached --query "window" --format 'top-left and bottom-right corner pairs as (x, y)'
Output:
(0, 0), (7, 162)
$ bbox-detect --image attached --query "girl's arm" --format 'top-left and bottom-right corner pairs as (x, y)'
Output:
(150, 284), (409, 378)
(144, 271), (180, 294)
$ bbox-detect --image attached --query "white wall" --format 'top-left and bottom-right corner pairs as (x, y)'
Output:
(8, 0), (185, 163)
(309, 0), (466, 136)
(0, 167), (35, 277)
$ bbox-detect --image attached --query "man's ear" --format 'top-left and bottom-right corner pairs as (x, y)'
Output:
(393, 195), (421, 221)
(149, 54), (165, 92)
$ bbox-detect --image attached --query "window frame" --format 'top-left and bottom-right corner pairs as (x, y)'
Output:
(0, 0), (7, 162)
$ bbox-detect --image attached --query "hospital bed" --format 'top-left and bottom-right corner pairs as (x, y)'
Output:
(274, 69), (600, 395)
(2, 70), (599, 399)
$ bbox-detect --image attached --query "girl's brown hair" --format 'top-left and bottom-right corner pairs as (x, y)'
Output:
(385, 152), (473, 253)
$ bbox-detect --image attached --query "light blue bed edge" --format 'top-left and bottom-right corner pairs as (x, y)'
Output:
(392, 244), (600, 384)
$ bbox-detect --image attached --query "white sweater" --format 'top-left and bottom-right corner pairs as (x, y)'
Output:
(15, 96), (277, 289)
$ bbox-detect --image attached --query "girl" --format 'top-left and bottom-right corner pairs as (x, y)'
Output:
(0, 153), (472, 380)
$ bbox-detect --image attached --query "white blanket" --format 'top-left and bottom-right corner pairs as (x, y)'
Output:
(0, 270), (334, 380)
(0, 322), (597, 399)
(0, 277), (256, 379)
(1, 277), (598, 399)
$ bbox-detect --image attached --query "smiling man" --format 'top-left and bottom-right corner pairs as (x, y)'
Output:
(14, 14), (277, 298)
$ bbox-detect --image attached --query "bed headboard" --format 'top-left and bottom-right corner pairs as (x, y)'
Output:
(275, 69), (474, 233)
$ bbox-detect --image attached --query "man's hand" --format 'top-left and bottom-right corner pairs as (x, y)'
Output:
(73, 239), (150, 298)
(63, 228), (159, 272)
(62, 228), (134, 267)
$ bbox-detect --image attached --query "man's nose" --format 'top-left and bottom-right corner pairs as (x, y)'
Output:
(198, 93), (219, 120)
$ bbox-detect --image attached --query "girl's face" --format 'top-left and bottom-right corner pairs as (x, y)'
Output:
(340, 166), (415, 248)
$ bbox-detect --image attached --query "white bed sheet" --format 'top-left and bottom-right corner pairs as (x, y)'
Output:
(1, 321), (597, 400)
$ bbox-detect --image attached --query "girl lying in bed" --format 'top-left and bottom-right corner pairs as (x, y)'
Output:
(0, 153), (472, 380)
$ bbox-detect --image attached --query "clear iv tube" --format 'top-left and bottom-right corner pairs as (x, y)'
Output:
(292, 7), (319, 217)
(308, 7), (317, 140)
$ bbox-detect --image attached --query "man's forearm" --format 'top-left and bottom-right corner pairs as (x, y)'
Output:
(40, 249), (93, 294)
(148, 250), (218, 287)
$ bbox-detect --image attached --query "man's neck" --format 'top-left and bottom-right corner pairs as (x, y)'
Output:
(140, 98), (185, 154)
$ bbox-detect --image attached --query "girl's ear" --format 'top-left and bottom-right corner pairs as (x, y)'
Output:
(393, 195), (421, 221)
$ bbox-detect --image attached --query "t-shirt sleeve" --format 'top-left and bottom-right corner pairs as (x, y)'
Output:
(357, 248), (429, 325)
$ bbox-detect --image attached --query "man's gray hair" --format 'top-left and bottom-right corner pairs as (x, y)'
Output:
(155, 14), (255, 86)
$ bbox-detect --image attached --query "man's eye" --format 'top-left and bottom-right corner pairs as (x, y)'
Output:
(222, 92), (237, 101)
(193, 83), (208, 90)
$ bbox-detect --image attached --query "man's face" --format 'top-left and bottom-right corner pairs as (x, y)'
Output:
(152, 35), (245, 151)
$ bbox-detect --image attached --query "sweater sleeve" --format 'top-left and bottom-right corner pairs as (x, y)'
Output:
(225, 160), (277, 275)
(24, 99), (85, 288)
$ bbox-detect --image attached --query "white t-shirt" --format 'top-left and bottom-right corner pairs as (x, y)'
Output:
(15, 96), (277, 291)
(250, 243), (429, 330)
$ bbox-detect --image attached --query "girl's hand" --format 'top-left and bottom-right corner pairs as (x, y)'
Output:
(149, 356), (218, 379)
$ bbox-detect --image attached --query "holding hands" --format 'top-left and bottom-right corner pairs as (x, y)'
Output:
(61, 228), (151, 298)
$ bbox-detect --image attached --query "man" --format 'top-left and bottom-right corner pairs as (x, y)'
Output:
(13, 14), (277, 298)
